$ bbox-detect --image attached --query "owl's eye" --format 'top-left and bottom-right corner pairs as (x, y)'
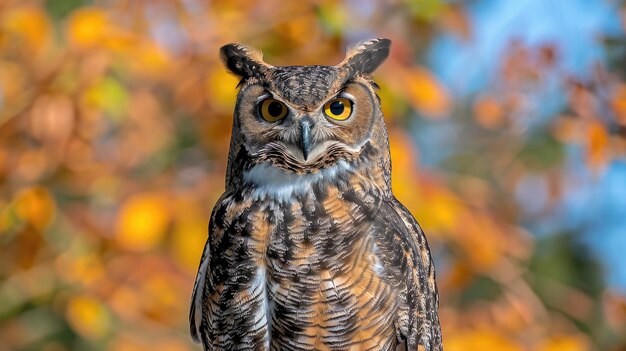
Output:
(259, 99), (288, 122)
(323, 98), (353, 121)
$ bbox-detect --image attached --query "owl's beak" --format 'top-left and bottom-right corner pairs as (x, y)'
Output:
(299, 118), (313, 161)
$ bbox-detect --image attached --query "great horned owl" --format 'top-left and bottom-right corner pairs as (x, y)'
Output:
(190, 38), (443, 351)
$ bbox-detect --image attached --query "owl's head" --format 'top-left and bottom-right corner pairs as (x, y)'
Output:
(221, 39), (392, 189)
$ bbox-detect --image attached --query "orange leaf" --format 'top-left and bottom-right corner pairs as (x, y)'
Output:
(586, 120), (609, 171)
(14, 186), (55, 231)
(109, 336), (189, 351)
(458, 212), (505, 270)
(539, 335), (589, 351)
(138, 275), (180, 323)
(552, 115), (584, 144)
(1, 6), (51, 53)
(445, 329), (523, 351)
(402, 67), (451, 119)
(55, 253), (105, 287)
(474, 95), (504, 129)
(440, 5), (472, 41)
(611, 83), (626, 126)
(389, 128), (422, 214)
(0, 61), (26, 103)
(604, 291), (626, 330)
(29, 95), (75, 145)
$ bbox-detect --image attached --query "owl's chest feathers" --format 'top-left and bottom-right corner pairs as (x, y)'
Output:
(221, 160), (385, 265)
(209, 163), (401, 347)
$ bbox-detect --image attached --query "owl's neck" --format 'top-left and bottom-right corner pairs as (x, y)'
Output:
(240, 160), (354, 202)
(228, 152), (389, 203)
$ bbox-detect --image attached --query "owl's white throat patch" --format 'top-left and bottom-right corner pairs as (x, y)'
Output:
(243, 161), (352, 202)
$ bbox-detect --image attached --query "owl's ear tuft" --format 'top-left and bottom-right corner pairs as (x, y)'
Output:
(220, 43), (270, 80)
(339, 38), (391, 78)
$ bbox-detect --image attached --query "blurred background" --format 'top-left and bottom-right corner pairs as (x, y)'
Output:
(1, 0), (625, 350)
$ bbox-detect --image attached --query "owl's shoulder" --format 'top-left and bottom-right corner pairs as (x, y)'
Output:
(379, 197), (424, 236)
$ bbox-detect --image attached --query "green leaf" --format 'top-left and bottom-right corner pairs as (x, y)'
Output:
(519, 132), (565, 170)
(44, 0), (90, 21)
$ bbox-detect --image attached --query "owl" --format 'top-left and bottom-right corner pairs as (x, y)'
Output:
(190, 38), (443, 351)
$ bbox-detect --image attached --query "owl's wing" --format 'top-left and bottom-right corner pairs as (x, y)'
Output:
(189, 232), (210, 344)
(189, 192), (234, 348)
(190, 193), (229, 345)
(379, 196), (443, 351)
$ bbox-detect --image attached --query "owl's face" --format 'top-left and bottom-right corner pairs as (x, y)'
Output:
(222, 39), (391, 180)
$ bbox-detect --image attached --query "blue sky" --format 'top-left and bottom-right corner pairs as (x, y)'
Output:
(426, 0), (626, 291)
(430, 0), (623, 95)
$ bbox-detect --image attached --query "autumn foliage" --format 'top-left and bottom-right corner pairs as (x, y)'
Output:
(1, 0), (625, 350)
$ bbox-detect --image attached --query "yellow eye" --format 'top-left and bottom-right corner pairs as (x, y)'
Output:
(259, 98), (288, 122)
(323, 98), (352, 121)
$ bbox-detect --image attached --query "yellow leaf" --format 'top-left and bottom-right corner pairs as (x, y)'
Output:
(539, 335), (589, 351)
(409, 0), (447, 20)
(66, 295), (110, 339)
(128, 43), (171, 76)
(445, 329), (523, 351)
(82, 76), (129, 119)
(205, 68), (240, 111)
(14, 186), (55, 231)
(316, 2), (348, 35)
(378, 81), (409, 123)
(1, 6), (51, 53)
(115, 193), (170, 252)
(0, 200), (9, 236)
(402, 67), (451, 119)
(171, 200), (208, 272)
(421, 188), (462, 234)
(66, 8), (109, 49)
(389, 129), (422, 214)
(389, 130), (462, 237)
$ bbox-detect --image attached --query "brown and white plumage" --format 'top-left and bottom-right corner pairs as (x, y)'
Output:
(190, 39), (443, 350)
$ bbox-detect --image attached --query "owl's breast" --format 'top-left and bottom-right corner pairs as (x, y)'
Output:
(207, 167), (400, 349)
(263, 186), (399, 350)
